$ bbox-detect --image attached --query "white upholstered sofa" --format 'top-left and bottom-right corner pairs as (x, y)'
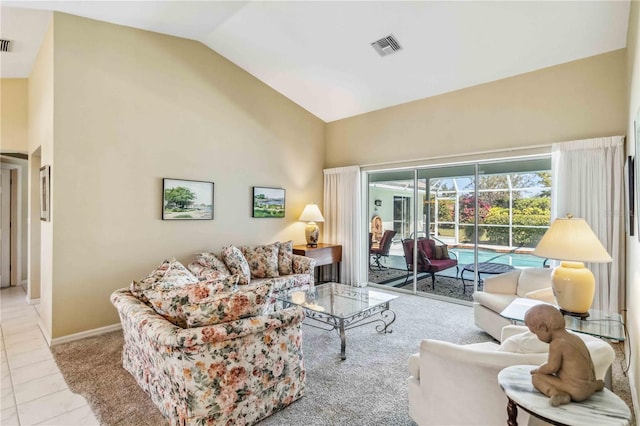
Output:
(473, 267), (555, 340)
(407, 325), (615, 426)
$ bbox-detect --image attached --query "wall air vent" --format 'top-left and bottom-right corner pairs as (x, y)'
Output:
(0, 40), (11, 52)
(371, 34), (402, 57)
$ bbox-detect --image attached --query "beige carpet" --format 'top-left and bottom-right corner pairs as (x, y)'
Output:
(51, 295), (635, 426)
(51, 330), (167, 426)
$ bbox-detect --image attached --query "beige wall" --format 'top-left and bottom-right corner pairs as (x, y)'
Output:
(0, 79), (29, 154)
(47, 13), (324, 338)
(326, 50), (626, 168)
(625, 0), (639, 417)
(29, 21), (54, 338)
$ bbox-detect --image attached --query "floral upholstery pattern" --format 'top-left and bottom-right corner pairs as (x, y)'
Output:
(130, 259), (199, 300)
(277, 241), (294, 275)
(110, 288), (306, 426)
(292, 254), (316, 277)
(241, 244), (280, 279)
(252, 274), (311, 296)
(221, 246), (252, 285)
(143, 275), (244, 327)
(193, 253), (231, 275)
(187, 262), (229, 282)
(183, 282), (271, 328)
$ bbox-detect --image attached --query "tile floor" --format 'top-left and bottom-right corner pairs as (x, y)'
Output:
(1, 286), (99, 425)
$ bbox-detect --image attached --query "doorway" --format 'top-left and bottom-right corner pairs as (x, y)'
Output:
(393, 195), (411, 240)
(0, 159), (24, 289)
(1, 168), (11, 287)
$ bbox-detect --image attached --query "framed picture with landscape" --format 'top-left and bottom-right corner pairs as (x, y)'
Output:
(40, 165), (50, 222)
(252, 186), (285, 218)
(162, 178), (214, 220)
(636, 109), (640, 242)
(625, 155), (635, 236)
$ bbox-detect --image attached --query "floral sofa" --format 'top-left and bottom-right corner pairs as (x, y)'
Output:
(111, 287), (306, 426)
(109, 241), (315, 425)
(188, 242), (316, 302)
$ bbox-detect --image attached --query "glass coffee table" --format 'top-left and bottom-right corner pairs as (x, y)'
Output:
(500, 298), (625, 342)
(278, 283), (398, 360)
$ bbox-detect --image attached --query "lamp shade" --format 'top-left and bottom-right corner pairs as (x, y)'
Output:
(299, 204), (325, 223)
(532, 217), (612, 263)
(533, 216), (612, 317)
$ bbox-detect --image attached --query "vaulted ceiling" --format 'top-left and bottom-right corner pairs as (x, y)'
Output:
(1, 1), (631, 122)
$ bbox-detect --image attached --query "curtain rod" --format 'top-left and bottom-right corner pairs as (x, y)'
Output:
(358, 143), (552, 170)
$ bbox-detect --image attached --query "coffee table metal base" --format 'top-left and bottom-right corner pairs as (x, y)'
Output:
(302, 302), (396, 360)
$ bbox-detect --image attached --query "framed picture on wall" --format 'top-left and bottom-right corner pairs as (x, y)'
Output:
(625, 155), (635, 236)
(252, 187), (285, 218)
(636, 110), (640, 242)
(162, 178), (214, 220)
(39, 165), (50, 222)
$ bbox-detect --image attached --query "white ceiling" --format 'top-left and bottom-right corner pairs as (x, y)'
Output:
(0, 1), (631, 122)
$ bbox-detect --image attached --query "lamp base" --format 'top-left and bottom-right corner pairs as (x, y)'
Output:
(559, 308), (590, 319)
(305, 222), (319, 247)
(551, 261), (595, 316)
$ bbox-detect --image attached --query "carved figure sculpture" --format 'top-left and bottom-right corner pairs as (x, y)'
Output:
(524, 304), (604, 406)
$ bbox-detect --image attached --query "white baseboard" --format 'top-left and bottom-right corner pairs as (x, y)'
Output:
(38, 319), (51, 347)
(51, 323), (122, 346)
(27, 297), (40, 305)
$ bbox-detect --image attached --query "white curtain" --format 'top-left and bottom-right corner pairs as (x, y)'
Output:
(323, 166), (363, 286)
(552, 136), (625, 313)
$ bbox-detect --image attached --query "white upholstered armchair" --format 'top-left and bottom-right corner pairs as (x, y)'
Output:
(473, 267), (555, 340)
(407, 325), (615, 426)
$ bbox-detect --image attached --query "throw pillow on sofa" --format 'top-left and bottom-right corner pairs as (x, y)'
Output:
(130, 258), (198, 299)
(221, 246), (252, 285)
(188, 252), (231, 282)
(180, 282), (272, 328)
(187, 262), (229, 282)
(193, 252), (231, 275)
(143, 275), (241, 327)
(433, 245), (449, 260)
(497, 331), (549, 354)
(276, 240), (294, 275)
(241, 244), (280, 278)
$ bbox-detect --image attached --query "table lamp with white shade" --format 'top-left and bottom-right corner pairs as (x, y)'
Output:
(299, 203), (324, 247)
(532, 215), (612, 318)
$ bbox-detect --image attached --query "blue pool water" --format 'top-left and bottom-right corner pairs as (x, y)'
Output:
(448, 248), (545, 268)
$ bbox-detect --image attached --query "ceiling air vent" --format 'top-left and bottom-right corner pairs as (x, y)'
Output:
(0, 40), (11, 52)
(371, 34), (402, 57)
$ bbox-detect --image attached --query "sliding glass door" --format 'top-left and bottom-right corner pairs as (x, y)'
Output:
(418, 164), (477, 300)
(367, 170), (415, 289)
(366, 157), (551, 303)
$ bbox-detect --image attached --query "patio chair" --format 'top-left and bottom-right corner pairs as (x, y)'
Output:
(370, 230), (396, 270)
(460, 246), (522, 294)
(401, 237), (459, 289)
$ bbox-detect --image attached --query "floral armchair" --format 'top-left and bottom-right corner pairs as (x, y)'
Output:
(111, 288), (306, 426)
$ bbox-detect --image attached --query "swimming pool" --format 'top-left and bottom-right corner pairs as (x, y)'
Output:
(448, 248), (545, 268)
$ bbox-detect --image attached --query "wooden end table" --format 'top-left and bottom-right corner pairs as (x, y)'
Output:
(293, 243), (342, 283)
